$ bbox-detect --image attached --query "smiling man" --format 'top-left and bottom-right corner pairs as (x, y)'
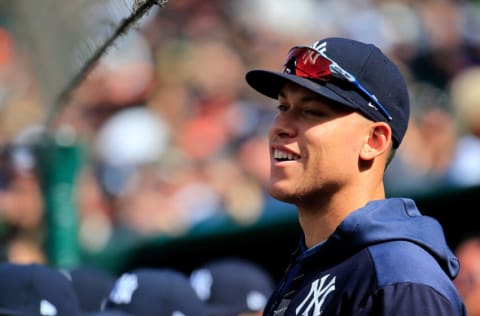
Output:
(245, 37), (465, 316)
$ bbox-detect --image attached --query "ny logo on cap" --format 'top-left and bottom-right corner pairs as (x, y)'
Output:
(109, 273), (139, 304)
(311, 40), (327, 54)
(40, 299), (57, 316)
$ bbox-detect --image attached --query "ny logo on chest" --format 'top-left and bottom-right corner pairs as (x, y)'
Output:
(295, 274), (336, 316)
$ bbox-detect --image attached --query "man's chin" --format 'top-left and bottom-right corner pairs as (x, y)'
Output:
(268, 185), (297, 204)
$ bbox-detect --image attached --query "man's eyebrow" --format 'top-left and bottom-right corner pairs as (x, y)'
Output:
(278, 88), (318, 100)
(278, 90), (321, 104)
(301, 95), (321, 103)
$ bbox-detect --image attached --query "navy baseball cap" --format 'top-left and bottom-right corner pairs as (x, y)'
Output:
(65, 266), (116, 313)
(190, 258), (275, 316)
(103, 268), (208, 316)
(245, 37), (410, 148)
(0, 262), (83, 316)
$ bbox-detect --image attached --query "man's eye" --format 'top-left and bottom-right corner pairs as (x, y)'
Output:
(277, 104), (288, 112)
(304, 109), (323, 116)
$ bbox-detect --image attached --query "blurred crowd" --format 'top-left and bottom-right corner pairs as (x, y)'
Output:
(0, 0), (480, 287)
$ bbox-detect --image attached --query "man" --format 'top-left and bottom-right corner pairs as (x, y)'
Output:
(245, 37), (465, 315)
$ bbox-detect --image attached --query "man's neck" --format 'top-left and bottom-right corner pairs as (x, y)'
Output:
(297, 184), (385, 248)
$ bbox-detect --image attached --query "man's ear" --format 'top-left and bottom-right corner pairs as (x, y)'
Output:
(360, 122), (391, 161)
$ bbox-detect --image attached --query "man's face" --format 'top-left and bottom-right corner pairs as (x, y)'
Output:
(267, 82), (372, 206)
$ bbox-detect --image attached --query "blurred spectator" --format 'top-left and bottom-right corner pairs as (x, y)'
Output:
(75, 166), (116, 254)
(101, 267), (208, 316)
(0, 26), (14, 70)
(409, 0), (476, 90)
(385, 82), (457, 195)
(94, 106), (169, 168)
(0, 144), (46, 264)
(60, 30), (157, 135)
(446, 66), (480, 187)
(0, 262), (83, 316)
(112, 164), (206, 236)
(2, 233), (46, 264)
(93, 106), (170, 198)
(0, 25), (43, 145)
(65, 265), (116, 314)
(0, 145), (43, 232)
(190, 257), (275, 316)
(373, 2), (423, 64)
(454, 236), (480, 316)
(201, 157), (264, 225)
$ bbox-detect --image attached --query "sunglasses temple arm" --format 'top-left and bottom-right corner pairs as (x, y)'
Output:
(316, 48), (393, 121)
(352, 80), (393, 121)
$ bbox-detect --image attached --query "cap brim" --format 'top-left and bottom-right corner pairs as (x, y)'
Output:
(245, 70), (359, 111)
(0, 307), (23, 316)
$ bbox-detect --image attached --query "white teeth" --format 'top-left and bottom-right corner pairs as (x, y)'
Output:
(273, 149), (300, 161)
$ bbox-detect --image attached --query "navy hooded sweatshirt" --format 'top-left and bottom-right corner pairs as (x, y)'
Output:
(264, 198), (466, 316)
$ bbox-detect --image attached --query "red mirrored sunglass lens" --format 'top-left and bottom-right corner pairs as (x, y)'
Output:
(284, 47), (333, 79)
